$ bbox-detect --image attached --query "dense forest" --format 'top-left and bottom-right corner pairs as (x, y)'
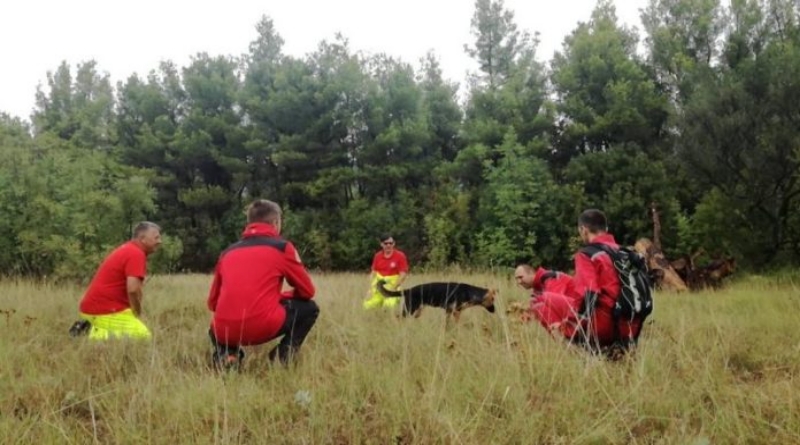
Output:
(2, 0), (799, 279)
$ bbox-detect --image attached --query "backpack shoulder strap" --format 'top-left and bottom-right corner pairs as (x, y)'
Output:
(580, 242), (617, 260)
(540, 269), (559, 282)
(541, 269), (559, 287)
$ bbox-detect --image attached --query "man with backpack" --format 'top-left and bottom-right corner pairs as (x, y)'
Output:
(573, 209), (653, 357)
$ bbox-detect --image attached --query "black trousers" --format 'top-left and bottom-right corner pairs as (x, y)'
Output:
(268, 298), (320, 364)
(209, 298), (320, 365)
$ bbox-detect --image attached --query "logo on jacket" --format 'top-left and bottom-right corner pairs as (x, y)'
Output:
(390, 262), (396, 269)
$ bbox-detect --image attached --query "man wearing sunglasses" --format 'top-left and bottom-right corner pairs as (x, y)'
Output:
(363, 234), (409, 310)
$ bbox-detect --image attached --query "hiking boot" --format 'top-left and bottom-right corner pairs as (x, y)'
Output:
(69, 320), (91, 338)
(604, 341), (635, 361)
(212, 348), (245, 372)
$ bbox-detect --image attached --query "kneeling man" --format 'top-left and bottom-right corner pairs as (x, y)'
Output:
(76, 222), (162, 340)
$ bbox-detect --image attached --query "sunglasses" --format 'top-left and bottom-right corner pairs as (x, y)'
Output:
(382, 241), (395, 246)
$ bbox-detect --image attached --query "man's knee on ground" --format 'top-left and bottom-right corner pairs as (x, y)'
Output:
(383, 296), (401, 308)
(88, 324), (151, 341)
(363, 295), (384, 309)
(81, 310), (151, 341)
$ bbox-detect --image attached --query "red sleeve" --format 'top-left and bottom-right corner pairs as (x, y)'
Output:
(573, 252), (600, 296)
(397, 251), (409, 273)
(370, 252), (378, 271)
(283, 243), (315, 299)
(207, 262), (222, 312)
(125, 249), (146, 279)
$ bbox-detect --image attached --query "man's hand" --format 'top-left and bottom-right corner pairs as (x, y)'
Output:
(395, 272), (407, 289)
(506, 301), (527, 314)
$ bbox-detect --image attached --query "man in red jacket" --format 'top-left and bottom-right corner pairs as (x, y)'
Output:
(514, 264), (581, 338)
(207, 199), (318, 370)
(573, 209), (642, 349)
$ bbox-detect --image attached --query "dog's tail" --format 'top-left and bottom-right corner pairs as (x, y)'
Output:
(376, 279), (403, 297)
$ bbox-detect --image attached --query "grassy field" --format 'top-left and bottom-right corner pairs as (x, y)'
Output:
(1, 272), (800, 444)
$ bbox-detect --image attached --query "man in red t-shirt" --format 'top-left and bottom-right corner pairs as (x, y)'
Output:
(207, 199), (318, 370)
(73, 222), (162, 340)
(363, 234), (409, 310)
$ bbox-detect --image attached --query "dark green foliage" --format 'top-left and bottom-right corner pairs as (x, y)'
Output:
(3, 1), (800, 278)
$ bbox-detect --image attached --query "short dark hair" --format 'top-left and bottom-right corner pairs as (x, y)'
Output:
(578, 209), (608, 234)
(247, 199), (282, 224)
(132, 221), (160, 239)
(379, 233), (394, 243)
(515, 264), (534, 273)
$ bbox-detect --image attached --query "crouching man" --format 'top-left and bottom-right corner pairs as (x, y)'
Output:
(514, 263), (582, 339)
(207, 199), (319, 370)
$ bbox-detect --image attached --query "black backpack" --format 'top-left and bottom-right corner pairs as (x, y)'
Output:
(581, 243), (654, 345)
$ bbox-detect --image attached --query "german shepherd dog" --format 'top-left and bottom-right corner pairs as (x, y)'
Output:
(377, 279), (497, 321)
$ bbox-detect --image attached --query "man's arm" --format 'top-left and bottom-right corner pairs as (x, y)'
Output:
(124, 251), (148, 317)
(367, 252), (378, 294)
(207, 264), (222, 312)
(126, 277), (144, 316)
(574, 253), (600, 317)
(366, 270), (376, 296)
(283, 243), (315, 299)
(395, 271), (407, 289)
(395, 252), (409, 289)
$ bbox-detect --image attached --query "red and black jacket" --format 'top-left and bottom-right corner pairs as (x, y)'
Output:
(573, 233), (640, 345)
(208, 223), (315, 343)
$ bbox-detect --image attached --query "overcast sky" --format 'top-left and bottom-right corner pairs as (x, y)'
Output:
(0, 0), (647, 121)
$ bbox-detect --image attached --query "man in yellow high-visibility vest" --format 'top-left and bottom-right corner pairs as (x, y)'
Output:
(363, 234), (408, 310)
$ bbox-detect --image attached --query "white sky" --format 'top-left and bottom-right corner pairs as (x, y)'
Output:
(0, 0), (647, 122)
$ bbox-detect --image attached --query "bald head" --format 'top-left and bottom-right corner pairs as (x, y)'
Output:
(514, 264), (535, 290)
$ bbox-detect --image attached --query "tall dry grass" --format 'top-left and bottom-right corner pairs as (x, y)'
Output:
(1, 272), (800, 444)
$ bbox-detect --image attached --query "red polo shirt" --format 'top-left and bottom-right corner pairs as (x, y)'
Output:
(371, 249), (409, 276)
(79, 241), (147, 315)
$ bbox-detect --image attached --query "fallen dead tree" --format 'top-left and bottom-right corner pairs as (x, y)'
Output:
(634, 237), (689, 292)
(633, 202), (689, 292)
(634, 202), (735, 292)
